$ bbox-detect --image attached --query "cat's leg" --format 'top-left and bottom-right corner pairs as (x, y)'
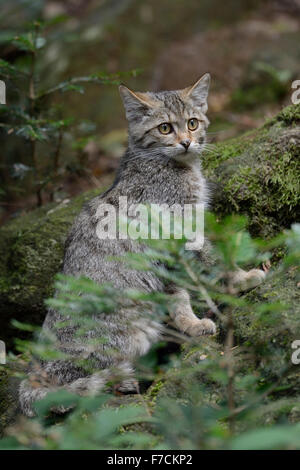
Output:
(19, 378), (51, 417)
(168, 288), (216, 336)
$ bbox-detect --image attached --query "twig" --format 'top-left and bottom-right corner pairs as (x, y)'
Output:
(28, 23), (42, 207)
(50, 127), (63, 202)
(225, 306), (235, 433)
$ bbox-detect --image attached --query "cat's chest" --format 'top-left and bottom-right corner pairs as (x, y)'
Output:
(182, 165), (207, 205)
(161, 163), (208, 207)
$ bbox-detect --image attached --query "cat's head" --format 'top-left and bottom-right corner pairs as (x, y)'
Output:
(119, 73), (210, 161)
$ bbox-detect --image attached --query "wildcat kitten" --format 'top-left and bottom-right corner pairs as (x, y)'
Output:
(19, 74), (265, 417)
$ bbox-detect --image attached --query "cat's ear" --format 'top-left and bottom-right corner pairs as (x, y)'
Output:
(119, 85), (156, 121)
(180, 73), (210, 113)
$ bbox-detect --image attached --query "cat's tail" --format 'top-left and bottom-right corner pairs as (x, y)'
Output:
(19, 363), (133, 418)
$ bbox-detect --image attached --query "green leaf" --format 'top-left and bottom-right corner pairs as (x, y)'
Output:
(12, 34), (35, 52)
(35, 37), (46, 49)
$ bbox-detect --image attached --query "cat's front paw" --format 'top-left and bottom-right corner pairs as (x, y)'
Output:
(231, 268), (266, 291)
(187, 318), (216, 337)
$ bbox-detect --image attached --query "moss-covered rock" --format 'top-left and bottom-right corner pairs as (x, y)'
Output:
(151, 266), (299, 429)
(233, 265), (300, 395)
(0, 189), (101, 349)
(203, 103), (300, 238)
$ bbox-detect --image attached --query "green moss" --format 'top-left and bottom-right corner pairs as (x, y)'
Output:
(203, 133), (253, 174)
(233, 265), (300, 394)
(230, 63), (291, 112)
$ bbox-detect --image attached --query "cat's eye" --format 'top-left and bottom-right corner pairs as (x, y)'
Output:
(158, 123), (173, 135)
(188, 118), (199, 131)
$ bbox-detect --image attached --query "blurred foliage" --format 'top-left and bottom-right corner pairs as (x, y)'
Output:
(0, 18), (138, 208)
(0, 215), (299, 449)
(231, 62), (293, 111)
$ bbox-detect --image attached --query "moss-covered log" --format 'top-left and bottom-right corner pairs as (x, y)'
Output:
(203, 103), (300, 238)
(0, 189), (101, 349)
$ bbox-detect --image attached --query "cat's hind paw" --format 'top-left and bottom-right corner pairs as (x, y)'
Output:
(114, 379), (139, 395)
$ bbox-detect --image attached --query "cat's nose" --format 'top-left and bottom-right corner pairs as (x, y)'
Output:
(180, 139), (191, 151)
